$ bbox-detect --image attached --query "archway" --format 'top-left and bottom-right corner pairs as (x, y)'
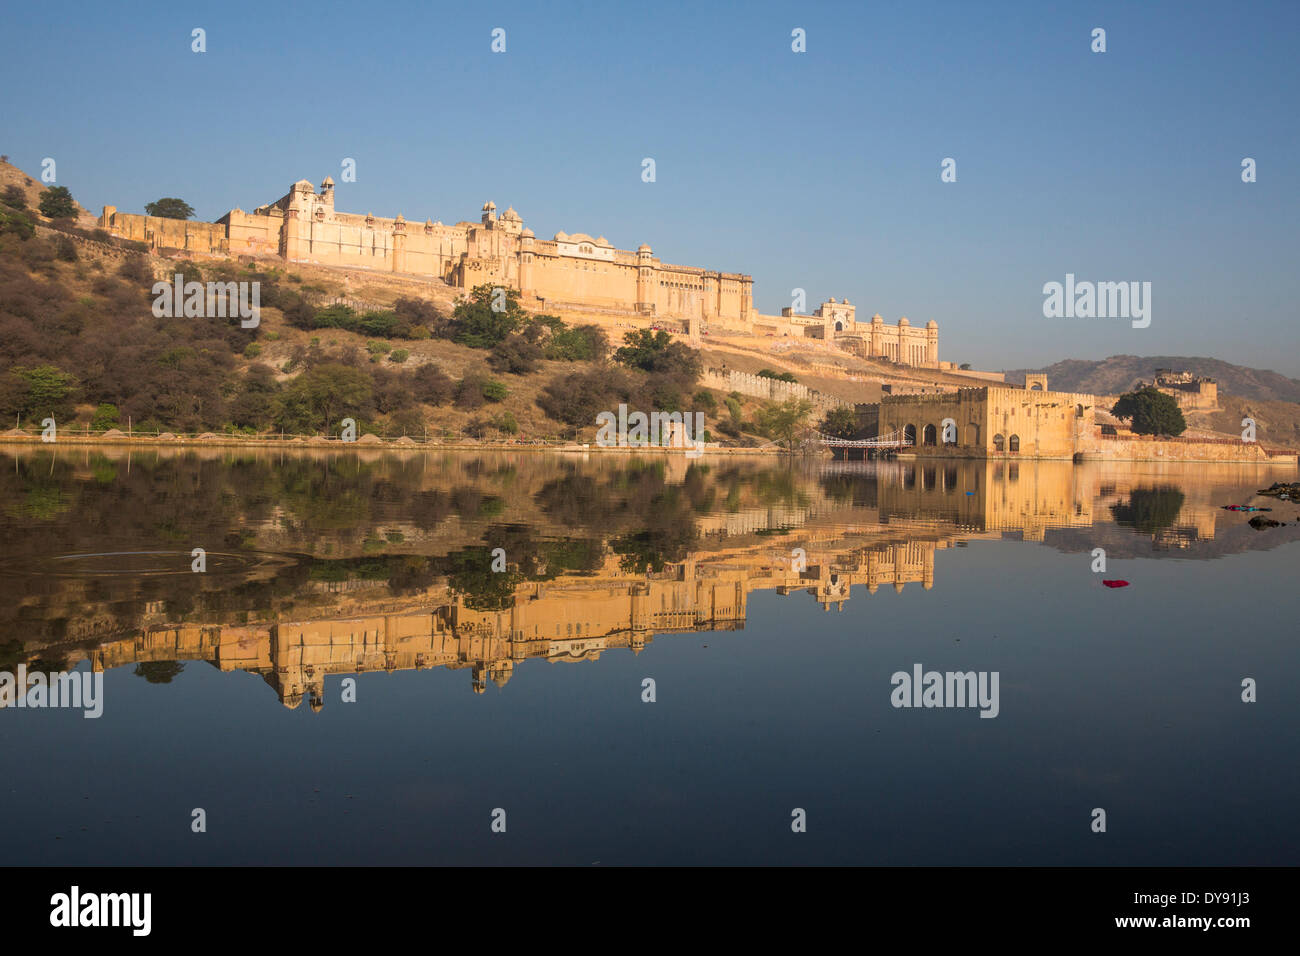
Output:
(965, 424), (980, 447)
(1009, 434), (1020, 453)
(923, 424), (937, 446)
(993, 433), (1005, 452)
(904, 424), (917, 446)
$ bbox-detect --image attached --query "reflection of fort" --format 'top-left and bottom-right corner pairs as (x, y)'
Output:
(6, 451), (1283, 705)
(70, 537), (962, 707)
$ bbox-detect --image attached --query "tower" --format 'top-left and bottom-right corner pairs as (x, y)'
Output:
(636, 243), (654, 314)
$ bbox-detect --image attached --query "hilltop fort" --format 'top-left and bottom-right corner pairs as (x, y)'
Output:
(98, 177), (943, 367)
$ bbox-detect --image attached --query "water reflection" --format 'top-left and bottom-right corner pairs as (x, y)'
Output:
(1, 447), (1295, 706)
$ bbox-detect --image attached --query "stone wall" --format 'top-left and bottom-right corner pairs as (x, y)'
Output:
(1075, 435), (1295, 463)
(702, 368), (846, 416)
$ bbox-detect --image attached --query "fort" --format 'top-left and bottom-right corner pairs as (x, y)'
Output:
(98, 178), (943, 366)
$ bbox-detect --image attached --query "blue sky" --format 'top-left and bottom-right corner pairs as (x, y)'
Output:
(3, 0), (1297, 374)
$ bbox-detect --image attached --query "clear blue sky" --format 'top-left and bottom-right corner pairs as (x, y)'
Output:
(4, 0), (1297, 374)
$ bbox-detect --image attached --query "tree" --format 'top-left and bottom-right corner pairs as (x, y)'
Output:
(144, 198), (196, 220)
(38, 185), (76, 219)
(277, 362), (372, 434)
(757, 398), (813, 450)
(1, 185), (26, 210)
(613, 329), (700, 381)
(1111, 386), (1186, 436)
(450, 284), (524, 348)
(819, 406), (858, 439)
(0, 365), (78, 421)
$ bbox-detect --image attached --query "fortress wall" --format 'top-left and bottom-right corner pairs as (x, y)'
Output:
(1076, 437), (1294, 463)
(222, 210), (281, 256)
(98, 209), (228, 254)
(528, 252), (639, 309)
(703, 369), (846, 416)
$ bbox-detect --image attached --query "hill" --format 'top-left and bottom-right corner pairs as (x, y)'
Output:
(1004, 356), (1300, 404)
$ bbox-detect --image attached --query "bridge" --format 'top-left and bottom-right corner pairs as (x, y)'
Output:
(813, 429), (913, 449)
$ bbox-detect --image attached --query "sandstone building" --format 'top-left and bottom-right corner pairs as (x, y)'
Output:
(98, 178), (941, 366)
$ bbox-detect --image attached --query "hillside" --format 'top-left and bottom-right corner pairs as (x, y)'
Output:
(0, 156), (96, 226)
(1005, 356), (1300, 404)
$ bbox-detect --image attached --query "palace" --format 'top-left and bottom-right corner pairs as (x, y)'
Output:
(97, 178), (942, 367)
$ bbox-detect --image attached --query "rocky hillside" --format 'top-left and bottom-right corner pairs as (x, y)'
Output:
(1005, 356), (1300, 403)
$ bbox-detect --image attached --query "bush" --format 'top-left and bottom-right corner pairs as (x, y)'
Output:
(411, 364), (454, 405)
(243, 342), (262, 358)
(488, 333), (542, 374)
(536, 367), (631, 426)
(482, 379), (508, 402)
(757, 368), (797, 383)
(2, 185), (27, 210)
(493, 411), (519, 435)
(388, 348), (410, 364)
(725, 397), (743, 422)
(693, 390), (717, 412)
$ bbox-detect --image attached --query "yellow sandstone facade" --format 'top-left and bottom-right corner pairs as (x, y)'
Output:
(98, 178), (941, 366)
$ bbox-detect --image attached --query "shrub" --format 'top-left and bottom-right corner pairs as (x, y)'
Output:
(482, 379), (508, 402)
(411, 364), (454, 405)
(388, 348), (410, 364)
(243, 342), (262, 358)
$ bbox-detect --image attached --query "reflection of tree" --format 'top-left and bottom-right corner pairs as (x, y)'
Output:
(134, 661), (185, 683)
(1110, 486), (1185, 535)
(446, 546), (521, 611)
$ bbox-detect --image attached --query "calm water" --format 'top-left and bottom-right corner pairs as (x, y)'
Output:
(1, 447), (1297, 865)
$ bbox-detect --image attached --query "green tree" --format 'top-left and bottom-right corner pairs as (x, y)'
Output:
(1111, 386), (1187, 436)
(757, 398), (814, 450)
(38, 185), (76, 219)
(91, 403), (120, 431)
(819, 406), (858, 439)
(614, 329), (700, 380)
(451, 284), (524, 348)
(277, 362), (372, 434)
(144, 198), (196, 220)
(2, 366), (78, 421)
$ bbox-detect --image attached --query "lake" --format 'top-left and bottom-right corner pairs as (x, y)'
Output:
(1, 447), (1296, 865)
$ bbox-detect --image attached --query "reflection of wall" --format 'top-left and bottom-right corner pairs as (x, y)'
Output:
(72, 538), (956, 706)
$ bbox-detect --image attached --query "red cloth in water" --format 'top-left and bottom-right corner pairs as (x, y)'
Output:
(1102, 580), (1130, 588)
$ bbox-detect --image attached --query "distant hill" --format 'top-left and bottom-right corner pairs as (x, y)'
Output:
(1004, 356), (1300, 403)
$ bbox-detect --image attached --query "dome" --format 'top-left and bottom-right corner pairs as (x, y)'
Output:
(898, 317), (910, 327)
(554, 231), (569, 241)
(321, 176), (335, 186)
(871, 313), (883, 324)
(481, 200), (496, 211)
(521, 227), (534, 238)
(502, 206), (520, 220)
(637, 243), (652, 252)
(829, 297), (837, 303)
(926, 319), (938, 329)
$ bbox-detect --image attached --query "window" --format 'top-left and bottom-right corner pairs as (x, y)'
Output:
(1009, 434), (1020, 453)
(993, 433), (1005, 452)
